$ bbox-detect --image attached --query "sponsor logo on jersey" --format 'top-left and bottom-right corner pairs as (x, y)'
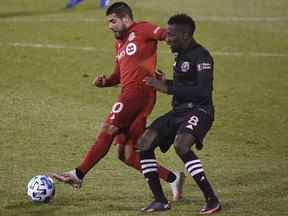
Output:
(197, 63), (211, 71)
(126, 42), (137, 56)
(128, 32), (136, 41)
(116, 43), (137, 60)
(181, 61), (190, 72)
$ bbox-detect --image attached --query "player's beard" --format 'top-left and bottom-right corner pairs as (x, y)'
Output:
(113, 27), (128, 39)
(113, 31), (122, 39)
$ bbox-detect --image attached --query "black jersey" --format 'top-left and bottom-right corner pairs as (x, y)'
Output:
(166, 42), (215, 120)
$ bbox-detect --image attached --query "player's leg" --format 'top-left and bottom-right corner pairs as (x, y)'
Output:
(117, 142), (185, 201)
(116, 115), (178, 183)
(138, 112), (178, 212)
(116, 108), (185, 201)
(50, 98), (133, 187)
(76, 123), (118, 175)
(117, 88), (177, 197)
(50, 122), (119, 188)
(174, 110), (221, 215)
(138, 129), (170, 212)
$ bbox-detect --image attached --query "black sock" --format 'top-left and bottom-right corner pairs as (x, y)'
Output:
(140, 150), (168, 203)
(180, 151), (216, 200)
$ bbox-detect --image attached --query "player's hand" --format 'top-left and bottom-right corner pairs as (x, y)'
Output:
(92, 75), (107, 87)
(143, 76), (168, 93)
(155, 69), (166, 81)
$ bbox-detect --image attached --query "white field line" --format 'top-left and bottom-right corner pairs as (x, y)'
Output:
(0, 16), (288, 23)
(0, 17), (104, 23)
(1, 42), (288, 57)
(195, 16), (288, 22)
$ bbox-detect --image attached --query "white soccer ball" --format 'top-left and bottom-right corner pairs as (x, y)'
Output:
(27, 175), (55, 203)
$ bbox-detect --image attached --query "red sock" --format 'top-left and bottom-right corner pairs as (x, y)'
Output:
(126, 150), (172, 182)
(78, 132), (114, 175)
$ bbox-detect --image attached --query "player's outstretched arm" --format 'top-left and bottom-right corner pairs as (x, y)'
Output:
(92, 62), (121, 87)
(92, 75), (108, 87)
(143, 75), (168, 94)
(92, 71), (120, 88)
(155, 69), (167, 81)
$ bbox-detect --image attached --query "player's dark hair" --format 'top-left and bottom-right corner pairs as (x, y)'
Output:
(168, 14), (196, 35)
(106, 2), (133, 20)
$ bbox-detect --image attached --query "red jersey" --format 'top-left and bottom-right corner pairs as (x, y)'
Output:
(105, 22), (167, 89)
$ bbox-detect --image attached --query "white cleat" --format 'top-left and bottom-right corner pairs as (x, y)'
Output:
(49, 170), (82, 189)
(170, 171), (186, 201)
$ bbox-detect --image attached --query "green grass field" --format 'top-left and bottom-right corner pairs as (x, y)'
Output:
(1, 0), (288, 215)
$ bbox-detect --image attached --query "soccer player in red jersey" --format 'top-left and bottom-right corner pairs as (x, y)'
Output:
(51, 2), (185, 202)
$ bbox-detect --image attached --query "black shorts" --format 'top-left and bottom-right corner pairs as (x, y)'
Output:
(149, 108), (213, 152)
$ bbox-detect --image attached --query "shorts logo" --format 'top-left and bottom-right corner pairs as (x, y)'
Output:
(186, 115), (199, 130)
(128, 32), (136, 41)
(111, 102), (124, 113)
(197, 62), (211, 71)
(110, 102), (124, 120)
(126, 43), (137, 56)
(181, 61), (190, 72)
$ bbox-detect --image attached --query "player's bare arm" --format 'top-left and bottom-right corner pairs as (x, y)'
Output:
(155, 69), (167, 81)
(92, 75), (107, 87)
(143, 75), (168, 93)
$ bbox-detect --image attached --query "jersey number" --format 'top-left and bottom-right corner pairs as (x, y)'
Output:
(110, 102), (124, 120)
(186, 115), (199, 130)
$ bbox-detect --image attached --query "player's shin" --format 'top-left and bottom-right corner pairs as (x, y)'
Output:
(124, 149), (176, 183)
(178, 150), (216, 201)
(77, 132), (114, 176)
(140, 150), (168, 204)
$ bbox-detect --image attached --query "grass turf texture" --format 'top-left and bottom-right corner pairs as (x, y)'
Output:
(0, 0), (288, 215)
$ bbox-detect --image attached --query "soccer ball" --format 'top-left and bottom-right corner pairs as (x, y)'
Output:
(27, 175), (55, 203)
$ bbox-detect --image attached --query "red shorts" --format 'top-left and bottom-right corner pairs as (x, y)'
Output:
(105, 85), (156, 145)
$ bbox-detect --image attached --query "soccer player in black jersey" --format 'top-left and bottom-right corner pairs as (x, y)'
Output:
(139, 14), (221, 214)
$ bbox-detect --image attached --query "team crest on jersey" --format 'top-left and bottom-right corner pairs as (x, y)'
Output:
(128, 32), (136, 41)
(181, 61), (190, 72)
(126, 42), (137, 56)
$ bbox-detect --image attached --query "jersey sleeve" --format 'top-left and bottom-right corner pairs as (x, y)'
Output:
(167, 52), (213, 97)
(104, 43), (121, 87)
(105, 60), (121, 86)
(141, 22), (167, 41)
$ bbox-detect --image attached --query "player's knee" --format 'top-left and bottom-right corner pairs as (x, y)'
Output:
(174, 142), (190, 156)
(174, 134), (194, 156)
(117, 144), (134, 166)
(138, 129), (157, 152)
(100, 123), (119, 135)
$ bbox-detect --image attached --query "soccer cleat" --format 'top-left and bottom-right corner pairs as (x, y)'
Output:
(65, 0), (83, 9)
(141, 200), (170, 213)
(49, 170), (82, 189)
(170, 171), (186, 201)
(200, 197), (221, 215)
